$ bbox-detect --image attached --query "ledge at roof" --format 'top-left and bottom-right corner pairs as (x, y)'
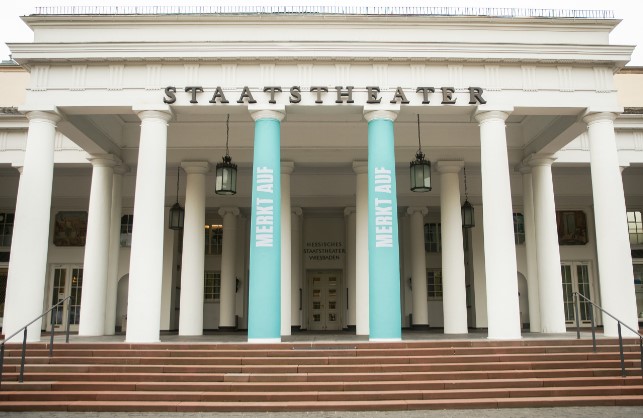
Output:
(31, 5), (614, 19)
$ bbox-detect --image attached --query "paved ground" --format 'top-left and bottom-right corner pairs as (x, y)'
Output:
(1, 408), (643, 418)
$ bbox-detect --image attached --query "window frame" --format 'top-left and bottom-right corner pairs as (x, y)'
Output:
(204, 271), (221, 302)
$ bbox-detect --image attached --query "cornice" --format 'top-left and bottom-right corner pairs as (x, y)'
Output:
(21, 14), (621, 31)
(8, 42), (634, 68)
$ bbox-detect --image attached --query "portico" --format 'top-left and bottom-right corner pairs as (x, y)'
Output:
(1, 7), (640, 343)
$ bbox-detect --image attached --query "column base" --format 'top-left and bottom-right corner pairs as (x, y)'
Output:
(369, 337), (402, 342)
(218, 326), (237, 331)
(248, 338), (281, 344)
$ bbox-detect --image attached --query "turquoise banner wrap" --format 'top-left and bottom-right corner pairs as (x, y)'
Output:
(248, 118), (282, 341)
(367, 117), (402, 340)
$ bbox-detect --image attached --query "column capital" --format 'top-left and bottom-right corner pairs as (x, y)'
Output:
(436, 160), (464, 174)
(525, 153), (557, 168)
(249, 105), (286, 122)
(352, 160), (368, 174)
(88, 154), (121, 168)
(407, 206), (428, 216)
(583, 111), (619, 125)
(474, 108), (512, 123)
(134, 108), (173, 123)
(181, 161), (210, 174)
(515, 163), (531, 174)
(11, 163), (23, 174)
(363, 108), (399, 122)
(218, 206), (240, 217)
(292, 207), (303, 217)
(344, 206), (356, 217)
(24, 110), (62, 124)
(281, 161), (295, 174)
(114, 165), (129, 175)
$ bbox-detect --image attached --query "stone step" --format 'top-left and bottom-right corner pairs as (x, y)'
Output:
(1, 395), (643, 412)
(1, 385), (642, 403)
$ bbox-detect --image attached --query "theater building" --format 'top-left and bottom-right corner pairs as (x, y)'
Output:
(0, 6), (642, 343)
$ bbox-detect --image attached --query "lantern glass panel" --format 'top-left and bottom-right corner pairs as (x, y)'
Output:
(169, 203), (184, 230)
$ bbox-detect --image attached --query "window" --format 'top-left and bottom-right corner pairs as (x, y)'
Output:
(426, 270), (443, 300)
(0, 212), (14, 247)
(204, 224), (223, 255)
(513, 213), (525, 245)
(53, 211), (88, 246)
(556, 210), (588, 245)
(424, 223), (441, 253)
(204, 271), (221, 301)
(120, 214), (134, 247)
(627, 211), (643, 245)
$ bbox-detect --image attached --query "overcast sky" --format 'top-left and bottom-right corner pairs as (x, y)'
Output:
(1, 0), (641, 65)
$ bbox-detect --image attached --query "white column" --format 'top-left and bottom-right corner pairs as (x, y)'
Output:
(475, 109), (521, 340)
(219, 206), (240, 329)
(280, 162), (294, 336)
(3, 111), (60, 342)
(406, 206), (429, 327)
(519, 167), (541, 333)
(126, 108), (172, 343)
(353, 161), (369, 335)
(344, 207), (357, 327)
(585, 112), (639, 336)
(104, 166), (126, 335)
(79, 155), (118, 336)
(437, 161), (469, 334)
(528, 155), (566, 333)
(291, 207), (303, 328)
(178, 161), (209, 335)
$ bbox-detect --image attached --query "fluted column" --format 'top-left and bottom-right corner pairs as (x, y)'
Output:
(178, 161), (209, 335)
(475, 109), (521, 339)
(291, 207), (303, 328)
(528, 155), (566, 333)
(79, 154), (119, 336)
(364, 108), (401, 341)
(353, 161), (369, 336)
(126, 108), (172, 343)
(344, 207), (357, 328)
(219, 206), (240, 329)
(3, 110), (60, 341)
(519, 166), (541, 333)
(585, 112), (639, 336)
(280, 162), (294, 336)
(437, 161), (468, 334)
(248, 107), (284, 343)
(407, 206), (429, 327)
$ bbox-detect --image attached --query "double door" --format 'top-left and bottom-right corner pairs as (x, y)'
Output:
(308, 271), (342, 331)
(47, 265), (83, 331)
(561, 262), (593, 325)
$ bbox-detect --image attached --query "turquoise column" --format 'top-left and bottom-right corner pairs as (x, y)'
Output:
(248, 109), (284, 342)
(365, 110), (402, 341)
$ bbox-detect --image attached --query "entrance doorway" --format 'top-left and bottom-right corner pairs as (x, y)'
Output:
(561, 261), (593, 326)
(308, 270), (342, 331)
(47, 265), (83, 331)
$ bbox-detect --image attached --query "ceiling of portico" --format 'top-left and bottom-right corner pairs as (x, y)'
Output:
(56, 104), (582, 170)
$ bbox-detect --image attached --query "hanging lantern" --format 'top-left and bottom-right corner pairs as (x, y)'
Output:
(461, 166), (475, 228)
(169, 166), (184, 230)
(215, 114), (238, 195)
(410, 114), (431, 192)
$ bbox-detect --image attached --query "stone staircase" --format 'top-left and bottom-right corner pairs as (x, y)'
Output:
(0, 338), (642, 412)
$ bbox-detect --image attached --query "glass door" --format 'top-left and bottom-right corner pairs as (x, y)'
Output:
(308, 271), (342, 331)
(561, 262), (593, 325)
(48, 266), (83, 331)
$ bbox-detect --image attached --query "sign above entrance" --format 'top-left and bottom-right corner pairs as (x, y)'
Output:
(162, 86), (487, 106)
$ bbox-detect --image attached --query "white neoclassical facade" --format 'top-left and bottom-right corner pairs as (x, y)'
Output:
(0, 6), (642, 343)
